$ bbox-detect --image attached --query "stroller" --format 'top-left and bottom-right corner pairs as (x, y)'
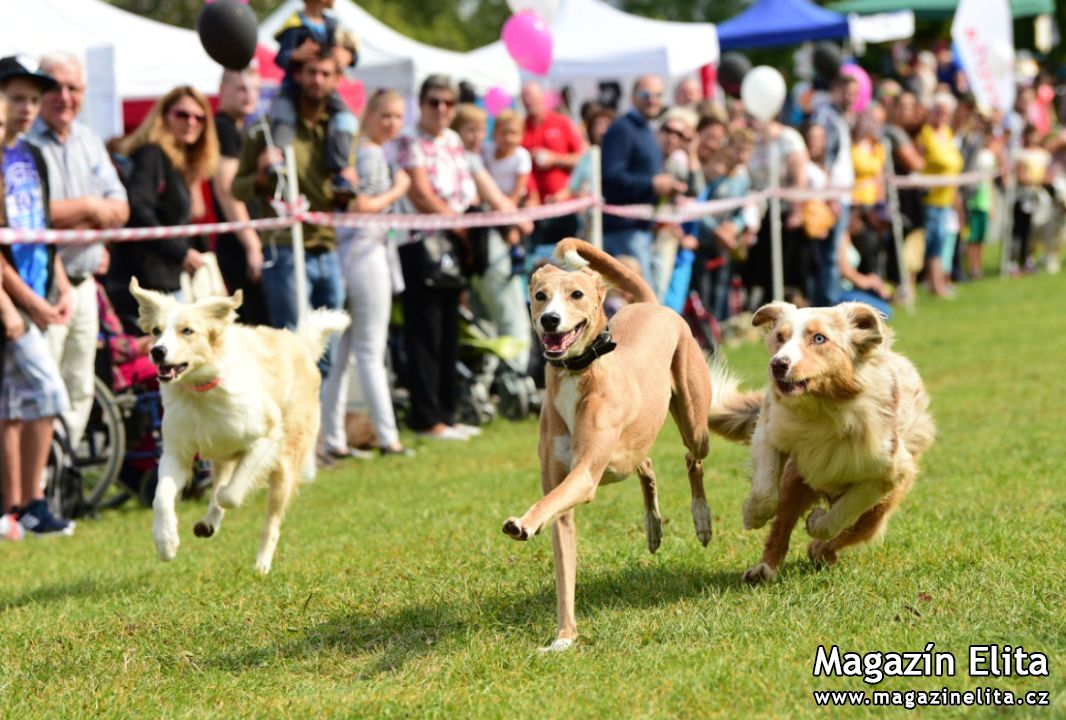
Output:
(456, 305), (540, 426)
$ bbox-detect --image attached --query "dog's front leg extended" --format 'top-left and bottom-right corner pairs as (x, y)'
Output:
(504, 433), (613, 542)
(744, 423), (785, 530)
(806, 480), (891, 541)
(153, 452), (193, 562)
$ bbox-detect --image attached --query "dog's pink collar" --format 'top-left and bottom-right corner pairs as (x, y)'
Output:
(189, 378), (222, 393)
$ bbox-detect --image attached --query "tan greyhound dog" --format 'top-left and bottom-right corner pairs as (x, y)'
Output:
(503, 238), (712, 651)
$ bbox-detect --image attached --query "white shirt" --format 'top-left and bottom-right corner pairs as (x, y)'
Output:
(482, 145), (532, 197)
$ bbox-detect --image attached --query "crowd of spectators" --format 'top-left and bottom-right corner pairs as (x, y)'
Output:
(1, 13), (1063, 538)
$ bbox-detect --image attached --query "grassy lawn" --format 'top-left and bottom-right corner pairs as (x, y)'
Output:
(1, 273), (1064, 719)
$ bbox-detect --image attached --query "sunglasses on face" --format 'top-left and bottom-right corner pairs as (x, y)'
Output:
(636, 90), (663, 101)
(424, 97), (456, 109)
(660, 126), (688, 140)
(170, 108), (206, 124)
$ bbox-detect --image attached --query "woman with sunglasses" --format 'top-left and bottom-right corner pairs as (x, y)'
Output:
(108, 86), (219, 332)
(394, 75), (479, 442)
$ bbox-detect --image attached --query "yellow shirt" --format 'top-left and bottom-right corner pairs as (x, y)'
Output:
(851, 140), (885, 206)
(917, 124), (964, 207)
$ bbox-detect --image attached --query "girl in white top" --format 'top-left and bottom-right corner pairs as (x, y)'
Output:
(483, 110), (531, 205)
(320, 89), (414, 459)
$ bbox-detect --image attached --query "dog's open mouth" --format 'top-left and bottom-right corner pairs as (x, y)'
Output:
(157, 363), (189, 383)
(775, 377), (809, 395)
(541, 321), (586, 358)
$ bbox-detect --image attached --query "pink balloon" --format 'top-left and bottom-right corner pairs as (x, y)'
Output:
(502, 10), (552, 75)
(484, 86), (513, 117)
(841, 63), (872, 114)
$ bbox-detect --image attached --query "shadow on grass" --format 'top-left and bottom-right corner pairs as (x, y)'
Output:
(0, 572), (149, 612)
(210, 562), (744, 677)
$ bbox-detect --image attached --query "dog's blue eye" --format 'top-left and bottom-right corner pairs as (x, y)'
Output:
(812, 333), (827, 345)
(571, 290), (584, 299)
(181, 328), (194, 336)
(534, 291), (547, 301)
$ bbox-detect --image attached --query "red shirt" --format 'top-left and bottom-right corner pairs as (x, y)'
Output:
(522, 112), (583, 198)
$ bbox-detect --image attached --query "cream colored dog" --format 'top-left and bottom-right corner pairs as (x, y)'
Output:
(504, 238), (712, 651)
(709, 301), (935, 583)
(130, 278), (349, 574)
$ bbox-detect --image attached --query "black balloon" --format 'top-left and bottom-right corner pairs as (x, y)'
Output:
(718, 52), (751, 98)
(813, 42), (843, 81)
(197, 0), (259, 71)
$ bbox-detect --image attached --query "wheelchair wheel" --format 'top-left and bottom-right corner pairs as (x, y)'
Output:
(45, 415), (79, 519)
(74, 376), (127, 511)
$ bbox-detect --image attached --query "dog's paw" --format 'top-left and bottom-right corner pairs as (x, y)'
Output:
(805, 508), (835, 540)
(743, 562), (778, 585)
(153, 512), (180, 562)
(539, 637), (575, 653)
(691, 498), (713, 546)
(153, 528), (179, 562)
(254, 555), (273, 575)
(742, 494), (777, 530)
(502, 517), (533, 541)
(644, 512), (663, 554)
(807, 540), (839, 567)
(193, 521), (215, 538)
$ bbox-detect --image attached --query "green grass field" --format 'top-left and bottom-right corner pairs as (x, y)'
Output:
(1, 274), (1064, 719)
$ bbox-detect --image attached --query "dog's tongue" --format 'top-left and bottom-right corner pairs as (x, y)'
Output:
(542, 332), (568, 353)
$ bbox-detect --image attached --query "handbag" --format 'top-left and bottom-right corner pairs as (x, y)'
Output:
(179, 251), (228, 301)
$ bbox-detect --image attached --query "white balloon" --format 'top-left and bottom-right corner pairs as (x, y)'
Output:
(988, 39), (1014, 78)
(507, 0), (559, 24)
(741, 66), (787, 121)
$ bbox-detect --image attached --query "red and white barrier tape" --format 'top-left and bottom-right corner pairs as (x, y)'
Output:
(308, 195), (599, 231)
(889, 170), (997, 189)
(0, 216), (297, 246)
(0, 171), (996, 246)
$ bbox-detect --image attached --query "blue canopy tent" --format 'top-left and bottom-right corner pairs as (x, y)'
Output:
(717, 0), (850, 50)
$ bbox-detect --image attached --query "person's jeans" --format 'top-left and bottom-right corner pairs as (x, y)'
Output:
(603, 227), (655, 288)
(261, 244), (344, 373)
(812, 204), (849, 306)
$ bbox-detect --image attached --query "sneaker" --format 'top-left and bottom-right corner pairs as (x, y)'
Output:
(325, 446), (374, 461)
(452, 423), (483, 438)
(417, 426), (469, 441)
(379, 445), (416, 458)
(17, 499), (74, 537)
(0, 513), (24, 541)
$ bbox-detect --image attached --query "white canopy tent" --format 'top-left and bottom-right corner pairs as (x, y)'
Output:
(467, 0), (719, 84)
(0, 0), (221, 98)
(260, 0), (522, 96)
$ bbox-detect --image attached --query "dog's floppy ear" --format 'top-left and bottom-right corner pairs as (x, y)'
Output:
(842, 302), (886, 356)
(529, 262), (562, 292)
(752, 302), (795, 328)
(129, 277), (168, 311)
(129, 277), (169, 333)
(199, 291), (243, 324)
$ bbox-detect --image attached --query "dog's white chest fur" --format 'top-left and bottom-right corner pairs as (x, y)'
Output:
(553, 374), (581, 434)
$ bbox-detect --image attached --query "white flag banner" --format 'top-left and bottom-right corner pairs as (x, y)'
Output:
(951, 0), (1015, 112)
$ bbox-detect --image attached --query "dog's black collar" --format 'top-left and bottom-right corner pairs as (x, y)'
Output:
(547, 330), (617, 372)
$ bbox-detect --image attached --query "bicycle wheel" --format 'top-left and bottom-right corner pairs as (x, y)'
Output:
(75, 376), (127, 510)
